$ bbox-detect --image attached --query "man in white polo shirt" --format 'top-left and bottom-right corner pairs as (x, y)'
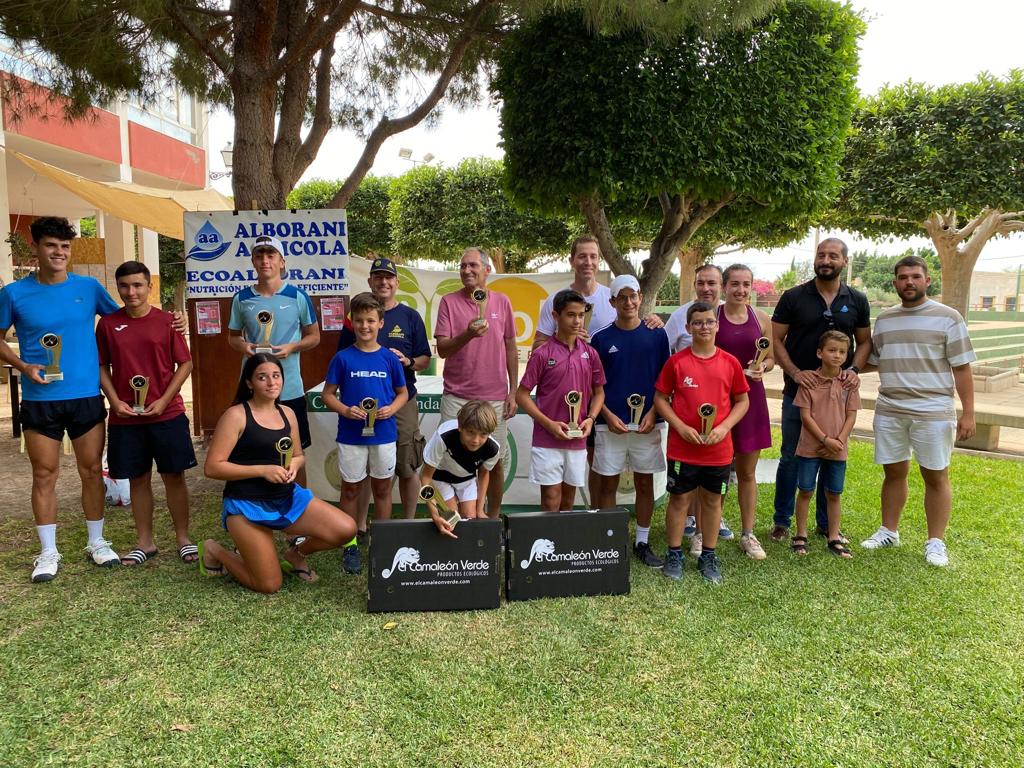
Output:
(860, 255), (976, 566)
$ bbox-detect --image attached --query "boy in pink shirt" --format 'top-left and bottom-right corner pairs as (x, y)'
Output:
(516, 290), (606, 512)
(792, 330), (860, 558)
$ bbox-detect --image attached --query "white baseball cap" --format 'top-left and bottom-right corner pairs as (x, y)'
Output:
(609, 274), (641, 297)
(253, 235), (285, 255)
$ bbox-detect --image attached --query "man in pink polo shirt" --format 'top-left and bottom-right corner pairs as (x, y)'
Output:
(516, 289), (606, 512)
(435, 247), (519, 517)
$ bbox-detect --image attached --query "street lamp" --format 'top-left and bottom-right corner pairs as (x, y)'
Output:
(398, 148), (435, 166)
(210, 141), (233, 180)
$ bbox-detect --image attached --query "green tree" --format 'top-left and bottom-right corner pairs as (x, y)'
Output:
(492, 1), (864, 314)
(0, 1), (774, 212)
(388, 158), (571, 272)
(850, 247), (942, 296)
(287, 176), (394, 258)
(830, 72), (1024, 317)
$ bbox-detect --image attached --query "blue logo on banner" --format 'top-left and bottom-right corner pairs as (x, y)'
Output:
(188, 221), (231, 262)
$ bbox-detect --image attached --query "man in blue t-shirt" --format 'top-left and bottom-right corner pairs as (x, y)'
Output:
(0, 217), (122, 582)
(590, 275), (670, 568)
(322, 292), (407, 574)
(228, 235), (320, 484)
(337, 257), (431, 523)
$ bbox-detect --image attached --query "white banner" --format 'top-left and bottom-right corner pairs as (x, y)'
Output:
(184, 209), (349, 299)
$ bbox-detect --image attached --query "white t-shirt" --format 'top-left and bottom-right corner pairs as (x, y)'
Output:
(424, 419), (501, 483)
(536, 283), (615, 338)
(664, 300), (725, 353)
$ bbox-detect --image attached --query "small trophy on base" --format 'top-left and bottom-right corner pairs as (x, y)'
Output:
(626, 393), (645, 432)
(420, 485), (460, 529)
(565, 390), (584, 438)
(583, 302), (593, 334)
(129, 375), (150, 414)
(361, 397), (379, 437)
(275, 436), (294, 469)
(698, 403), (717, 441)
(747, 336), (771, 374)
(40, 333), (63, 382)
(471, 288), (488, 327)
(254, 310), (275, 354)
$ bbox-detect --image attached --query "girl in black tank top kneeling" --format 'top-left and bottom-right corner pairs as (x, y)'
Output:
(201, 354), (356, 592)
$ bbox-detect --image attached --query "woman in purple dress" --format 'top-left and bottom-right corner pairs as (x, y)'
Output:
(715, 264), (774, 560)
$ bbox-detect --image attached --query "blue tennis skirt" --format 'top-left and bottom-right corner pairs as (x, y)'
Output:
(222, 485), (314, 531)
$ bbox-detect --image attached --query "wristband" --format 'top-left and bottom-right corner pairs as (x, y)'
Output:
(820, 435), (829, 446)
(847, 365), (860, 374)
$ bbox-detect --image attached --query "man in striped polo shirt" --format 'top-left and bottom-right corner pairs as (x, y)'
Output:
(860, 255), (976, 566)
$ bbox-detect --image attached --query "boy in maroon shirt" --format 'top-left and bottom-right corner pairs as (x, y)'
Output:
(96, 261), (197, 565)
(516, 289), (605, 512)
(654, 301), (749, 584)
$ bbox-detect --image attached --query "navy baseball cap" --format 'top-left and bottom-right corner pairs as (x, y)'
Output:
(370, 257), (398, 276)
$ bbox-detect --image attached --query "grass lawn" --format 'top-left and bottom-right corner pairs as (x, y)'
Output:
(1, 432), (1022, 768)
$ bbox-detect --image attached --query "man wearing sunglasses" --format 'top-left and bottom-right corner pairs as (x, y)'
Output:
(770, 238), (871, 542)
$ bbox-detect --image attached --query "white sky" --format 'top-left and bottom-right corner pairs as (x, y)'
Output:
(207, 0), (1024, 279)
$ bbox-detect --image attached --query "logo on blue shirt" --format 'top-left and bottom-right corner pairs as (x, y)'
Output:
(840, 305), (849, 313)
(188, 221), (230, 262)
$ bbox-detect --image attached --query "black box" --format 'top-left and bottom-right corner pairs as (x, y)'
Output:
(504, 508), (630, 602)
(368, 518), (502, 613)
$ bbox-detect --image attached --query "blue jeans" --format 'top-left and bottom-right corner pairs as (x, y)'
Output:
(773, 393), (827, 530)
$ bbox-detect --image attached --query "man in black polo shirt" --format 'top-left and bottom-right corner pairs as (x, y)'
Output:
(770, 237), (872, 541)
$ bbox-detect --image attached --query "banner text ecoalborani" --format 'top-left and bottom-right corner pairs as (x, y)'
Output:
(184, 210), (349, 299)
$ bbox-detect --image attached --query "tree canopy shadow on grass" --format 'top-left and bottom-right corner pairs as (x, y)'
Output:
(0, 433), (1022, 767)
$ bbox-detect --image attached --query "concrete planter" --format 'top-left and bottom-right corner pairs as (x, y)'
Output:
(971, 365), (1018, 393)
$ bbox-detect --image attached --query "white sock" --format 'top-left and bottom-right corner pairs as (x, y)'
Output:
(880, 525), (898, 537)
(37, 524), (57, 554)
(635, 526), (650, 545)
(86, 518), (105, 546)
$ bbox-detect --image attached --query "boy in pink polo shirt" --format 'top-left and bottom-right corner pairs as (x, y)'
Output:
(516, 289), (606, 512)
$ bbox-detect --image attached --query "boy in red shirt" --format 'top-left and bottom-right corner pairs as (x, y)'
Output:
(97, 261), (197, 565)
(516, 289), (605, 512)
(654, 301), (749, 584)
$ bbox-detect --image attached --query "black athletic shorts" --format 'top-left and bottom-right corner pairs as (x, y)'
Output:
(666, 459), (730, 496)
(281, 396), (312, 449)
(22, 395), (106, 442)
(107, 413), (198, 479)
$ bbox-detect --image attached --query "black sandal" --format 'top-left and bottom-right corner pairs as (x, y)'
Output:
(790, 536), (809, 555)
(827, 539), (853, 559)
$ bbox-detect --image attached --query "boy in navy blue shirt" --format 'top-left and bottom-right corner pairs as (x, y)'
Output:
(322, 292), (407, 574)
(590, 275), (671, 567)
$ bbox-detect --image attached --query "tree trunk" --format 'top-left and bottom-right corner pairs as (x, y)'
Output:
(638, 241), (679, 317)
(676, 246), (704, 304)
(490, 247), (506, 274)
(922, 207), (1024, 320)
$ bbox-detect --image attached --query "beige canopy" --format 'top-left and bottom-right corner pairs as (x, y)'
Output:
(12, 151), (233, 240)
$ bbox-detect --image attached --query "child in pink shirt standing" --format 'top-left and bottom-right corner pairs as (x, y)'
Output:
(516, 290), (606, 512)
(792, 330), (860, 558)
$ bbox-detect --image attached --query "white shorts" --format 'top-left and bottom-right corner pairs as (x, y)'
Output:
(337, 442), (397, 483)
(434, 477), (477, 504)
(873, 414), (955, 471)
(529, 446), (588, 487)
(592, 425), (667, 476)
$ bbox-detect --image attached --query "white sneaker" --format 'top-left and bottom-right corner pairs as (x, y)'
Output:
(861, 526), (900, 550)
(689, 532), (703, 557)
(84, 538), (120, 567)
(32, 550), (62, 583)
(924, 538), (949, 567)
(739, 533), (767, 560)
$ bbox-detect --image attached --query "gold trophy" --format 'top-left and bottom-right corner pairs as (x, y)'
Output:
(698, 403), (717, 439)
(419, 484), (460, 529)
(471, 288), (488, 326)
(275, 436), (294, 469)
(583, 302), (593, 334)
(748, 336), (771, 373)
(626, 393), (645, 432)
(565, 390), (584, 439)
(254, 310), (274, 354)
(39, 333), (63, 382)
(129, 375), (150, 414)
(361, 397), (379, 437)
